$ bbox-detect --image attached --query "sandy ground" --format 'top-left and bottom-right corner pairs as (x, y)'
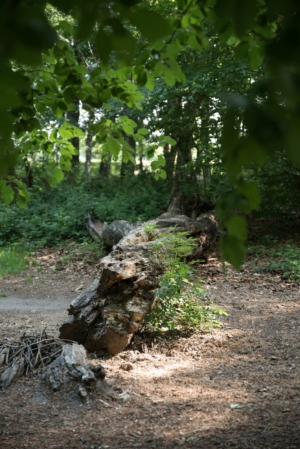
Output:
(0, 247), (300, 448)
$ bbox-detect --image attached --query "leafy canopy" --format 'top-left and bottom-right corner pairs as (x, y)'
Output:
(1, 0), (300, 266)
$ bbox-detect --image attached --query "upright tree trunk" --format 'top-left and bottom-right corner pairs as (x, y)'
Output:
(22, 157), (33, 188)
(138, 142), (144, 173)
(66, 97), (80, 169)
(163, 143), (177, 181)
(196, 101), (211, 194)
(85, 111), (94, 184)
(99, 152), (111, 179)
(121, 135), (136, 179)
(173, 133), (198, 194)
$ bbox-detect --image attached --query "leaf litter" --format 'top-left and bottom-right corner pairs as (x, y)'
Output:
(0, 247), (299, 448)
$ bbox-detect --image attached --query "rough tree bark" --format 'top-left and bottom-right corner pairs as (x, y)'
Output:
(60, 193), (217, 356)
(43, 343), (106, 399)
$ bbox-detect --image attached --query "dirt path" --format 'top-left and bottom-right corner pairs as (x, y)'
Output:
(0, 251), (299, 449)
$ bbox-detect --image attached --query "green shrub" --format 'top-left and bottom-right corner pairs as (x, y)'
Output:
(143, 226), (227, 332)
(248, 241), (300, 281)
(249, 153), (300, 220)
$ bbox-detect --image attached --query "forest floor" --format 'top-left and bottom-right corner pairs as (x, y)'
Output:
(0, 239), (300, 449)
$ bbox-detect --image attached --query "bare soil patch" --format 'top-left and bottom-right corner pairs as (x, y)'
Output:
(0, 248), (300, 448)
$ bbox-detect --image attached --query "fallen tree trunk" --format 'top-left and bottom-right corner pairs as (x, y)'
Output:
(86, 192), (214, 249)
(60, 211), (218, 355)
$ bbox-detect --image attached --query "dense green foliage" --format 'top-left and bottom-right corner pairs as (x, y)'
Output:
(248, 240), (300, 282)
(143, 226), (227, 332)
(0, 172), (170, 247)
(249, 155), (300, 220)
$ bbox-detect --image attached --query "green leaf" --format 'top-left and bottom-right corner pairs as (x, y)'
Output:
(95, 30), (113, 64)
(153, 41), (165, 52)
(234, 41), (249, 60)
(137, 128), (149, 136)
(151, 160), (160, 170)
(163, 69), (176, 87)
(73, 65), (88, 75)
(159, 135), (177, 146)
(136, 49), (151, 65)
(158, 168), (167, 179)
(1, 185), (14, 205)
(249, 45), (263, 69)
(35, 102), (46, 115)
(145, 73), (155, 91)
(126, 118), (137, 128)
(130, 10), (171, 41)
(117, 116), (129, 124)
(57, 101), (67, 112)
(136, 69), (148, 87)
(226, 215), (247, 241)
(158, 155), (166, 167)
(16, 194), (28, 208)
(57, 20), (74, 35)
(17, 186), (30, 201)
(58, 122), (84, 139)
(52, 167), (64, 182)
(221, 235), (246, 269)
(122, 124), (134, 136)
(107, 136), (121, 158)
(63, 87), (76, 104)
(153, 61), (166, 77)
(58, 126), (73, 139)
(237, 182), (261, 210)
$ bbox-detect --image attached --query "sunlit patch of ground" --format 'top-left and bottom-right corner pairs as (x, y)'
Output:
(0, 255), (299, 448)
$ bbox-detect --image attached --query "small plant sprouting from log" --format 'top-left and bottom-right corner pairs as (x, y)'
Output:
(143, 225), (228, 332)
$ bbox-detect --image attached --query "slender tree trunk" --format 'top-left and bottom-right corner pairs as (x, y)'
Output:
(22, 156), (33, 188)
(121, 135), (136, 179)
(85, 111), (94, 184)
(196, 101), (211, 193)
(173, 134), (198, 193)
(99, 152), (111, 179)
(66, 97), (80, 169)
(163, 143), (177, 181)
(138, 142), (144, 173)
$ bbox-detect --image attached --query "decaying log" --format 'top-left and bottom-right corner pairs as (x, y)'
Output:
(60, 212), (218, 355)
(87, 193), (214, 248)
(87, 214), (140, 249)
(86, 213), (107, 243)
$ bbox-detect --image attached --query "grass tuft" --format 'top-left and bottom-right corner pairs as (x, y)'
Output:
(0, 246), (29, 277)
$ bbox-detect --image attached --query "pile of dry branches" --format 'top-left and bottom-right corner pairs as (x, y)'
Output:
(0, 330), (71, 389)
